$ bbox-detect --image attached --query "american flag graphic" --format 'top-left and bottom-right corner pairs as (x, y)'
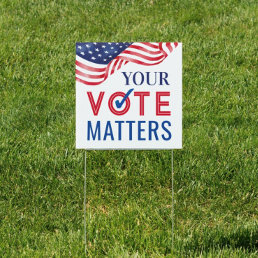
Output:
(76, 42), (178, 86)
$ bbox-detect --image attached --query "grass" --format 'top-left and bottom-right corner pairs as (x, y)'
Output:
(0, 0), (257, 256)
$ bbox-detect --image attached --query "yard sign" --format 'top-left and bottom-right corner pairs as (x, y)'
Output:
(76, 42), (182, 149)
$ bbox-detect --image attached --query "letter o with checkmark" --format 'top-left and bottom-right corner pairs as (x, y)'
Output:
(108, 92), (131, 115)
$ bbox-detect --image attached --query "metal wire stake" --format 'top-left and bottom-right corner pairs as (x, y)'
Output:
(171, 150), (174, 253)
(84, 151), (87, 255)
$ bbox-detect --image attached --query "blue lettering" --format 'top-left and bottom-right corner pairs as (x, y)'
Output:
(133, 72), (144, 85)
(87, 121), (100, 140)
(104, 121), (114, 140)
(115, 121), (124, 140)
(126, 121), (135, 140)
(146, 72), (157, 86)
(148, 121), (159, 140)
(138, 121), (146, 141)
(121, 72), (133, 85)
(160, 72), (169, 85)
(161, 121), (172, 140)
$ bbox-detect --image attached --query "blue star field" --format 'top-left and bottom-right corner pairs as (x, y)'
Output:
(76, 42), (133, 65)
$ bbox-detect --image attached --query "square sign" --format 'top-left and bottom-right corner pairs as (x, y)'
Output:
(76, 42), (182, 149)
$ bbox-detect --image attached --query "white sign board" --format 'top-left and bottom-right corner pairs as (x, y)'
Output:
(76, 42), (182, 149)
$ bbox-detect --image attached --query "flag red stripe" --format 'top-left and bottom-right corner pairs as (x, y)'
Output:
(76, 60), (106, 72)
(122, 50), (164, 61)
(76, 77), (104, 86)
(166, 42), (172, 52)
(117, 60), (123, 70)
(76, 69), (105, 79)
(159, 42), (168, 57)
(111, 59), (119, 75)
(116, 55), (165, 66)
(141, 42), (159, 49)
(127, 45), (161, 55)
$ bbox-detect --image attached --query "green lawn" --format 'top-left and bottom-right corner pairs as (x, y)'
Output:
(0, 0), (257, 257)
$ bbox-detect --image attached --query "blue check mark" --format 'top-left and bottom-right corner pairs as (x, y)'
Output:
(115, 88), (134, 108)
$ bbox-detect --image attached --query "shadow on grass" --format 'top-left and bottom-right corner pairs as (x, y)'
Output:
(177, 223), (257, 254)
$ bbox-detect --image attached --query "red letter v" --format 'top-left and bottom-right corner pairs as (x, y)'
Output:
(87, 92), (105, 116)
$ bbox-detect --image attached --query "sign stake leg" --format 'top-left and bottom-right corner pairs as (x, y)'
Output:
(171, 150), (174, 254)
(84, 151), (87, 255)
